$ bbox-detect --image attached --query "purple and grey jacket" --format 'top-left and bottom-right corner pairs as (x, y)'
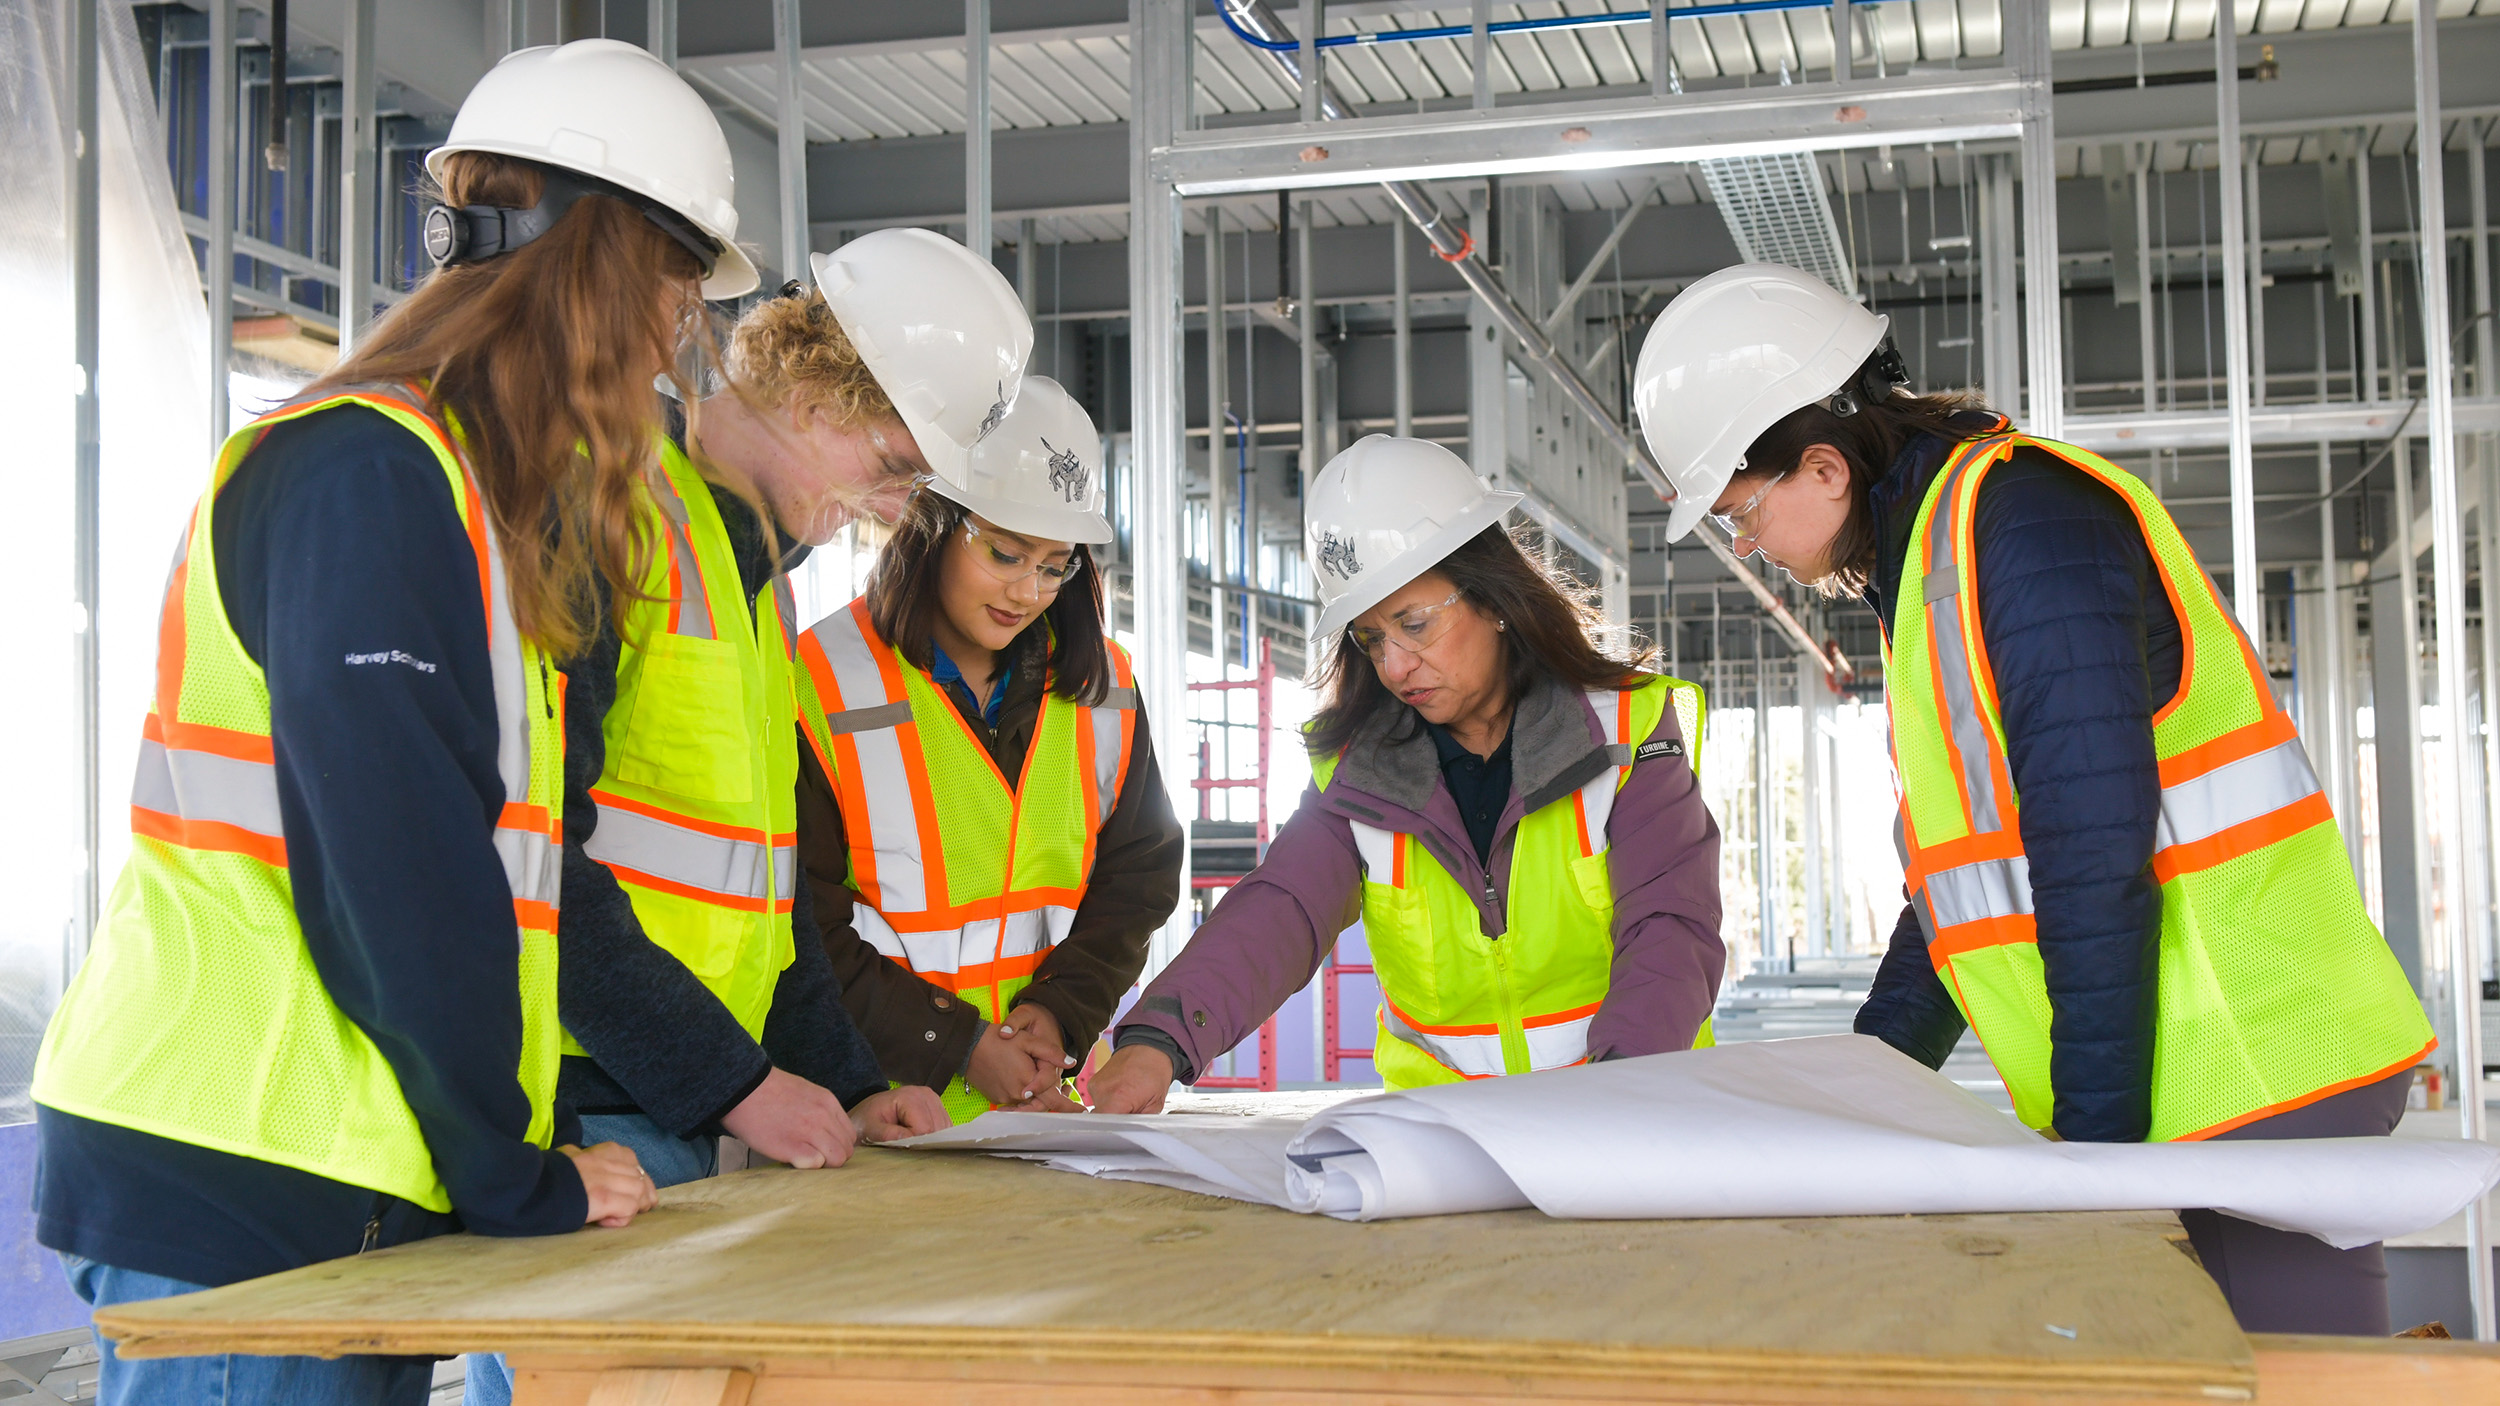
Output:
(1115, 670), (1725, 1081)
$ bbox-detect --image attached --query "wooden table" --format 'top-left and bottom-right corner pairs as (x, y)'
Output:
(94, 1148), (2500, 1404)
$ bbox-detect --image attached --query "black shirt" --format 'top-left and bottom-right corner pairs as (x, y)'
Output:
(1424, 719), (1514, 867)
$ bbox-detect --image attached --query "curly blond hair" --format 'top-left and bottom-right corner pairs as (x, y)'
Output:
(725, 290), (895, 429)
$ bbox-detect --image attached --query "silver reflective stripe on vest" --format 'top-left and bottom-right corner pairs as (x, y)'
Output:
(771, 572), (798, 658)
(825, 701), (914, 735)
(450, 399), (559, 929)
(2155, 736), (2323, 853)
(584, 801), (795, 905)
(130, 738), (282, 839)
(1922, 853), (2034, 930)
(1921, 454), (2009, 835)
(1520, 1010), (1596, 1070)
(1348, 819), (1399, 881)
(649, 470), (715, 641)
(809, 608), (929, 911)
(1087, 696), (1127, 829)
(1577, 687), (1632, 847)
(1382, 1005), (1508, 1079)
(852, 902), (1077, 980)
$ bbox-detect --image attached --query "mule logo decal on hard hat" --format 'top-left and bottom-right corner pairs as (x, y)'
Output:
(977, 383), (1010, 442)
(1318, 531), (1363, 580)
(1043, 437), (1089, 502)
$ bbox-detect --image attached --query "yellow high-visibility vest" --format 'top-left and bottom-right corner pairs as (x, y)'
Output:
(794, 601), (1136, 1123)
(1886, 429), (2433, 1140)
(33, 384), (565, 1211)
(1310, 676), (1714, 1090)
(567, 437), (799, 1048)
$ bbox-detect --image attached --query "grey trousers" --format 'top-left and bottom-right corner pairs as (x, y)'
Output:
(2177, 1066), (2413, 1336)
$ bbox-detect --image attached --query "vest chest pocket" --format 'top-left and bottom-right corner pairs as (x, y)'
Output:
(613, 635), (754, 803)
(1358, 876), (1438, 1012)
(1567, 851), (1614, 918)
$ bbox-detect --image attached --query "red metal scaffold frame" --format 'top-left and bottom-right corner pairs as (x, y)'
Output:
(1182, 639), (1377, 1087)
(1189, 640), (1279, 1090)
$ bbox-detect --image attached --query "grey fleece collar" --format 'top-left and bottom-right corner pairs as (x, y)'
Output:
(1329, 670), (1612, 817)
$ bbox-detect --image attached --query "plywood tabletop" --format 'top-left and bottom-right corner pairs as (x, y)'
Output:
(98, 1146), (2257, 1399)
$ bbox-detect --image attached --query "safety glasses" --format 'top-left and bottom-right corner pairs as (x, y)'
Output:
(1708, 470), (1790, 541)
(1345, 591), (1466, 664)
(962, 517), (1082, 592)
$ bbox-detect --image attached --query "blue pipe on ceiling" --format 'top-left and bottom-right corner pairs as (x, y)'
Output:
(1213, 0), (1886, 55)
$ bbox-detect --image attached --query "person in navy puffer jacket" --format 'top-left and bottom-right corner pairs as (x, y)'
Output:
(1630, 263), (2428, 1339)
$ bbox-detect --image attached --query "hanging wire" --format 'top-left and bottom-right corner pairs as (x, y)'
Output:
(2257, 311), (2496, 522)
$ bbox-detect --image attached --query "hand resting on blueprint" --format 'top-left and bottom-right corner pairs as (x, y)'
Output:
(892, 1034), (2500, 1248)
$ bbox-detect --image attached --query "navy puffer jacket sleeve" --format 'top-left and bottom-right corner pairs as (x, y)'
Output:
(1856, 443), (2180, 1144)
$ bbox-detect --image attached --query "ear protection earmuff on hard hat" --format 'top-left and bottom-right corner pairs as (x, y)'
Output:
(422, 167), (723, 279)
(1824, 338), (1913, 418)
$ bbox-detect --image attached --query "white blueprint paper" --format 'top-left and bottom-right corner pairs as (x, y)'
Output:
(895, 1035), (2500, 1248)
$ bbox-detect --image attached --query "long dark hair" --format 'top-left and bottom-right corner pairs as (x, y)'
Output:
(864, 490), (1114, 703)
(306, 151), (706, 657)
(1734, 384), (1992, 597)
(1304, 523), (1653, 757)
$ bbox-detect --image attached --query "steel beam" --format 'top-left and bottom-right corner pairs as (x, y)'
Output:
(1156, 73), (2024, 196)
(965, 0), (991, 258)
(209, 0), (235, 448)
(1980, 153), (2021, 419)
(70, 0), (100, 963)
(2061, 397), (2500, 452)
(338, 0), (377, 353)
(1298, 196), (1318, 492)
(2006, 0), (2063, 441)
(1392, 220), (1411, 438)
(2412, 4), (2495, 1343)
(2213, 0), (2258, 632)
(650, 0), (677, 66)
(1206, 206), (1229, 672)
(775, 0), (808, 284)
(1130, 0), (1194, 975)
(1544, 177), (1659, 338)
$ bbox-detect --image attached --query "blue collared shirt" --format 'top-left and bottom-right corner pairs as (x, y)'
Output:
(930, 641), (1011, 728)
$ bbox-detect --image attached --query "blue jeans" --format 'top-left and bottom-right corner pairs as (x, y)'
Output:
(463, 1114), (717, 1406)
(64, 1255), (430, 1406)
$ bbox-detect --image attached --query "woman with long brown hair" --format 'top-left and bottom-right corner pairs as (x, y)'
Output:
(30, 40), (751, 1405)
(1088, 436), (1723, 1112)
(792, 375), (1183, 1123)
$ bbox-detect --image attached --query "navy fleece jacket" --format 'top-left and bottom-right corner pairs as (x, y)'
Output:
(1853, 423), (2183, 1145)
(37, 405), (587, 1288)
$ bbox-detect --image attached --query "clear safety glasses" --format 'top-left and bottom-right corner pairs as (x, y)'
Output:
(1345, 591), (1466, 664)
(1707, 470), (1790, 541)
(962, 517), (1083, 593)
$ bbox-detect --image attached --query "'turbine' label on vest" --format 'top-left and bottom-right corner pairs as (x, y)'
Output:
(1635, 738), (1683, 762)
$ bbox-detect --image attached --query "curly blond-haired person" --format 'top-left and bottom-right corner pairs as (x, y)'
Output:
(466, 244), (1031, 1406)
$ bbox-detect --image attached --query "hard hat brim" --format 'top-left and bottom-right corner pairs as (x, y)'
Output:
(1661, 475), (1723, 544)
(923, 474), (1116, 545)
(1311, 489), (1523, 641)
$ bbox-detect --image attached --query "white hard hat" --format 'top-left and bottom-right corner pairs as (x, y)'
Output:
(1306, 436), (1522, 640)
(811, 230), (1033, 488)
(1632, 263), (1889, 542)
(427, 39), (758, 299)
(931, 376), (1112, 544)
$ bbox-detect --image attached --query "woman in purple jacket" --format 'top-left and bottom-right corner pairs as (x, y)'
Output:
(1089, 437), (1724, 1111)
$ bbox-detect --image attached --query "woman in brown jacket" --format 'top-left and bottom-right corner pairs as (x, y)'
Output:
(793, 376), (1184, 1119)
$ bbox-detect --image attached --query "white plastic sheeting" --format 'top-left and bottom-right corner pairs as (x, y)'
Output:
(0, 0), (210, 1120)
(897, 1035), (2500, 1249)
